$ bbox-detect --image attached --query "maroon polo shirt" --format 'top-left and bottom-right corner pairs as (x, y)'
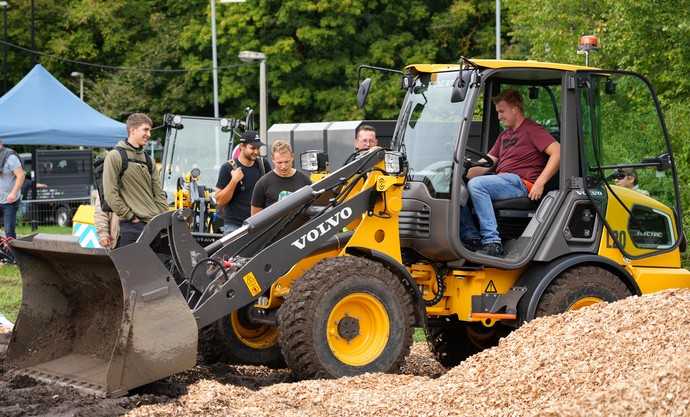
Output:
(489, 118), (556, 183)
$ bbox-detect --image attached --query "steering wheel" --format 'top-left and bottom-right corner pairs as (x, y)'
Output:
(464, 147), (496, 169)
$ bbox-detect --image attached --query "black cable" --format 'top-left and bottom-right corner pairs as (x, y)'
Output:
(0, 39), (252, 73)
(425, 265), (446, 307)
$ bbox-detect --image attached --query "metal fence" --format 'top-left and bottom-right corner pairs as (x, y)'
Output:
(18, 198), (90, 229)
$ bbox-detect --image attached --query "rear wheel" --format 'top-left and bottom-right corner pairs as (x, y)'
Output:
(536, 265), (632, 317)
(429, 322), (510, 368)
(277, 256), (415, 379)
(200, 306), (284, 368)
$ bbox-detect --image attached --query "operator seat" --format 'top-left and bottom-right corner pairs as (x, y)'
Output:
(492, 171), (559, 218)
(491, 127), (560, 218)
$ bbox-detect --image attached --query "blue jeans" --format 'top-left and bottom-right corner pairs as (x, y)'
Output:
(0, 201), (19, 239)
(460, 173), (527, 244)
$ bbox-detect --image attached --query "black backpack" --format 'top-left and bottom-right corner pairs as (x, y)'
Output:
(94, 148), (154, 212)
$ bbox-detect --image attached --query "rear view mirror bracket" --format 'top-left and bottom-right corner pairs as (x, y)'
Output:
(356, 65), (404, 109)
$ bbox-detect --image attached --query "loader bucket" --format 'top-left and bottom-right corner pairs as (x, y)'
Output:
(7, 234), (198, 397)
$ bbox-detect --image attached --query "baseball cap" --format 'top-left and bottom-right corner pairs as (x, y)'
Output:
(239, 130), (264, 146)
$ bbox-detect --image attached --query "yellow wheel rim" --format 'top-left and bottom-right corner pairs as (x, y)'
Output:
(326, 293), (390, 367)
(568, 296), (604, 311)
(229, 310), (279, 350)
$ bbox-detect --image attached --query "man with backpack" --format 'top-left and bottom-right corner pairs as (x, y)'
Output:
(103, 113), (168, 248)
(215, 130), (270, 235)
(0, 139), (25, 239)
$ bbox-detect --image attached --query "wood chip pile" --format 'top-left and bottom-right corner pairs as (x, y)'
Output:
(128, 289), (690, 417)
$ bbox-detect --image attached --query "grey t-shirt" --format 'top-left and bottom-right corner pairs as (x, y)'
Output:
(0, 154), (22, 204)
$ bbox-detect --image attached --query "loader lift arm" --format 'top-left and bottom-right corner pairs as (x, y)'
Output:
(161, 148), (392, 328)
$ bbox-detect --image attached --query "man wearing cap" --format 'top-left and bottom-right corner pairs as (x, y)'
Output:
(215, 131), (271, 234)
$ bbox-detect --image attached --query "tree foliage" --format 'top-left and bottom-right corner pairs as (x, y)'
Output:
(2, 0), (500, 126)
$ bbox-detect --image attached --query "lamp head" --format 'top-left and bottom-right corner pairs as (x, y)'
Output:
(238, 50), (267, 63)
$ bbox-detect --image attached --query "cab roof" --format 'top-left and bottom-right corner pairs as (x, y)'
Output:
(407, 59), (593, 73)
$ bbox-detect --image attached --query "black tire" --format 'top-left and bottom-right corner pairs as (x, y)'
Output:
(536, 265), (632, 317)
(429, 322), (510, 368)
(55, 205), (72, 227)
(277, 256), (415, 380)
(199, 306), (285, 368)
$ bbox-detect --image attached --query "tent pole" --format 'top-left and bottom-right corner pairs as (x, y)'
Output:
(1, 2), (7, 94)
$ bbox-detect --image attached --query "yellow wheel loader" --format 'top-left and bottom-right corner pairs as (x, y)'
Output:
(7, 59), (690, 396)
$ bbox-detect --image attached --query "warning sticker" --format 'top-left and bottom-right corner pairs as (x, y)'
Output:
(243, 272), (262, 297)
(484, 280), (497, 294)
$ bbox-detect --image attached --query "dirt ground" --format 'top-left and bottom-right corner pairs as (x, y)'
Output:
(1, 289), (689, 417)
(0, 334), (444, 417)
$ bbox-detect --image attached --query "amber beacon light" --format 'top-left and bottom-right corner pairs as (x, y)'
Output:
(577, 35), (599, 66)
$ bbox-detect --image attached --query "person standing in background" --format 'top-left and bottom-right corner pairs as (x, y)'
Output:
(251, 140), (311, 215)
(343, 124), (379, 166)
(103, 113), (168, 248)
(0, 139), (25, 239)
(215, 131), (271, 234)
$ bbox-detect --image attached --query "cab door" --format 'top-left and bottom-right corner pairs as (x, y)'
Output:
(576, 70), (683, 262)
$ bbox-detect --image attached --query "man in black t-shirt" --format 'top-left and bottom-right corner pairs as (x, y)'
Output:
(251, 140), (311, 215)
(215, 131), (271, 234)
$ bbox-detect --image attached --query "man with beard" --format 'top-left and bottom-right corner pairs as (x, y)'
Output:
(215, 131), (271, 234)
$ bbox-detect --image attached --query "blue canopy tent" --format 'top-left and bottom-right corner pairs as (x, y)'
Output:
(0, 65), (126, 147)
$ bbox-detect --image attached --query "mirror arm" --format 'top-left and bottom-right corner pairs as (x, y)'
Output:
(357, 64), (403, 87)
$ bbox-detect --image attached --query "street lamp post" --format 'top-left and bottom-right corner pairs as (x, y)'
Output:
(211, 0), (245, 118)
(238, 50), (267, 141)
(30, 0), (35, 64)
(0, 1), (7, 95)
(71, 71), (84, 100)
(495, 0), (501, 59)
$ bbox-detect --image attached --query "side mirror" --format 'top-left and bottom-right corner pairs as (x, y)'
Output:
(357, 78), (372, 109)
(450, 71), (471, 103)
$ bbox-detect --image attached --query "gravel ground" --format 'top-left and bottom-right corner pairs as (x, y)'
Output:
(2, 289), (689, 417)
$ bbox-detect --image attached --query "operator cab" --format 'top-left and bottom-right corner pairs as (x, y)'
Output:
(395, 64), (565, 266)
(392, 60), (682, 269)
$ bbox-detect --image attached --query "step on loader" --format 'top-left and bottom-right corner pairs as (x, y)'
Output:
(8, 59), (690, 396)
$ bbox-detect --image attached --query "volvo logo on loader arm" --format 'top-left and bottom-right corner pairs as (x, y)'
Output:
(291, 207), (353, 250)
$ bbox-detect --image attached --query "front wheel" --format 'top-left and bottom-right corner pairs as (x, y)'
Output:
(277, 256), (415, 380)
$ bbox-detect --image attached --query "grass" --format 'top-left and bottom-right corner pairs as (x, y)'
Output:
(0, 225), (72, 323)
(16, 224), (72, 236)
(0, 265), (20, 322)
